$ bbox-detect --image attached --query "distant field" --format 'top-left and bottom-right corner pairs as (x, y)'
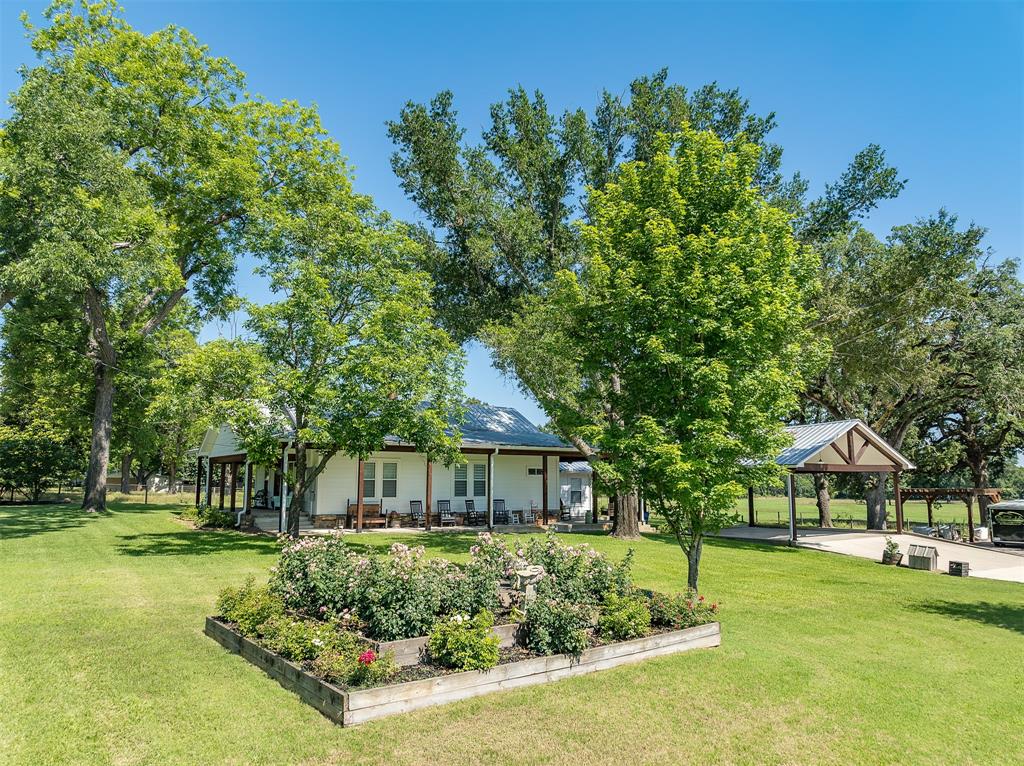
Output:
(734, 496), (979, 529)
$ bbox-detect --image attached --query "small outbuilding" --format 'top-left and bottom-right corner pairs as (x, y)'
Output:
(558, 460), (593, 520)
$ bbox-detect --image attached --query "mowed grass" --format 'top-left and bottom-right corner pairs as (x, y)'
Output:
(1, 502), (1021, 766)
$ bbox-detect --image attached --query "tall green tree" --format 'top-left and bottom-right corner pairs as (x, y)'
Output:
(494, 131), (817, 588)
(0, 1), (276, 511)
(805, 213), (1005, 527)
(389, 70), (804, 538)
(912, 261), (1024, 507)
(216, 118), (466, 537)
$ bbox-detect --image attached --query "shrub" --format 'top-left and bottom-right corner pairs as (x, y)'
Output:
(525, 534), (634, 605)
(438, 559), (502, 617)
(259, 615), (341, 662)
(184, 503), (235, 529)
(354, 543), (443, 640)
(598, 592), (651, 640)
(522, 597), (592, 657)
(269, 535), (361, 619)
(216, 579), (285, 636)
(647, 591), (719, 629)
(312, 643), (398, 688)
(427, 610), (501, 671)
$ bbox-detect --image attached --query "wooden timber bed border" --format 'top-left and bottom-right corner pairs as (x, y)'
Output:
(205, 616), (721, 726)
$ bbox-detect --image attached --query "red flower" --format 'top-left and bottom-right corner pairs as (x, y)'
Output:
(358, 650), (377, 666)
(698, 595), (705, 602)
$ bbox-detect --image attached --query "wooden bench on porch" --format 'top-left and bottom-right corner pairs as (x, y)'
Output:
(345, 500), (387, 529)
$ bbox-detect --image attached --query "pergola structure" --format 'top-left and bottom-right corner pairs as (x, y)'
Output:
(897, 487), (1002, 543)
(749, 419), (916, 545)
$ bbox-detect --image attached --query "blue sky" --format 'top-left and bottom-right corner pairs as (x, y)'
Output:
(2, 1), (1021, 425)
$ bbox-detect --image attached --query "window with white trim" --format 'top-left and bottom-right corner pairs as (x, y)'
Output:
(569, 477), (583, 506)
(362, 462), (376, 498)
(454, 464), (468, 497)
(473, 463), (487, 496)
(382, 462), (398, 498)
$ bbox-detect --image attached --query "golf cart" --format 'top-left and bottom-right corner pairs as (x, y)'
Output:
(987, 500), (1024, 547)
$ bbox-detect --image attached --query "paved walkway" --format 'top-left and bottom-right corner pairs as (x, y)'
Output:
(718, 526), (1024, 584)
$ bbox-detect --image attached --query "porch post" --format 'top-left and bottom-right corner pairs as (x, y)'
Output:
(926, 497), (934, 528)
(218, 463), (226, 509)
(205, 458), (213, 506)
(424, 459), (433, 531)
(486, 450), (495, 529)
(787, 472), (797, 545)
(542, 455), (549, 525)
(195, 455), (202, 506)
(229, 462), (238, 513)
(280, 443), (289, 534)
(747, 486), (755, 527)
(966, 494), (975, 543)
(242, 461), (251, 516)
(893, 470), (904, 535)
(591, 479), (598, 523)
(356, 459), (365, 532)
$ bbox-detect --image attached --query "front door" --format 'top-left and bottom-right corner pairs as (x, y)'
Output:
(303, 468), (317, 517)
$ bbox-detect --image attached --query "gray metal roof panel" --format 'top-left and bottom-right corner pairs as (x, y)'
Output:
(559, 460), (592, 473)
(779, 419), (914, 469)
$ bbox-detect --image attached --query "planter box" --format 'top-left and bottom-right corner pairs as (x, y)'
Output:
(372, 622), (522, 666)
(205, 617), (720, 726)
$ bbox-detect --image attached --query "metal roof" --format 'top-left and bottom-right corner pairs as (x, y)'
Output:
(455, 403), (571, 449)
(779, 419), (914, 469)
(559, 460), (592, 473)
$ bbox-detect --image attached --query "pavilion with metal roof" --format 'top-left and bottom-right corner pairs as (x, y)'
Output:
(749, 419), (916, 545)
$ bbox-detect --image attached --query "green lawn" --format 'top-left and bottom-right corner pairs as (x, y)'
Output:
(1, 502), (1021, 765)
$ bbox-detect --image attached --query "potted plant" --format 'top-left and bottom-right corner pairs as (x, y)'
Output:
(882, 536), (903, 566)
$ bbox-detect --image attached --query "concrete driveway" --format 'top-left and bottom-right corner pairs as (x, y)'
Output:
(718, 526), (1024, 584)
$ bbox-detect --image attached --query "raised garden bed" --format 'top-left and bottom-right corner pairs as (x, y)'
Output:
(205, 616), (720, 726)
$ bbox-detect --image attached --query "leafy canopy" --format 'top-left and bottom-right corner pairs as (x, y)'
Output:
(491, 129), (817, 586)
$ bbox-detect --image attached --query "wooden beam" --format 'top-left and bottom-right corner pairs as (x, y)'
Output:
(218, 463), (226, 509)
(229, 462), (238, 513)
(542, 455), (549, 525)
(893, 470), (904, 534)
(747, 486), (755, 527)
(209, 453), (248, 464)
(424, 460), (432, 532)
(356, 459), (365, 533)
(792, 464), (899, 474)
(205, 458), (213, 506)
(966, 494), (975, 543)
(846, 430), (856, 464)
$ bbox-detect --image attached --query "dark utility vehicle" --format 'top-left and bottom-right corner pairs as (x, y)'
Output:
(987, 501), (1024, 547)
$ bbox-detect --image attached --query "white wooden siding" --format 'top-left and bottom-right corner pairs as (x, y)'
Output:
(313, 451), (562, 516)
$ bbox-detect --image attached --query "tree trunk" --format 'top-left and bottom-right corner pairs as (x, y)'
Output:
(82, 362), (115, 513)
(971, 458), (990, 524)
(610, 491), (640, 539)
(285, 442), (307, 539)
(864, 472), (888, 530)
(686, 534), (703, 591)
(814, 473), (833, 528)
(82, 290), (116, 514)
(168, 461), (177, 494)
(119, 452), (133, 494)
